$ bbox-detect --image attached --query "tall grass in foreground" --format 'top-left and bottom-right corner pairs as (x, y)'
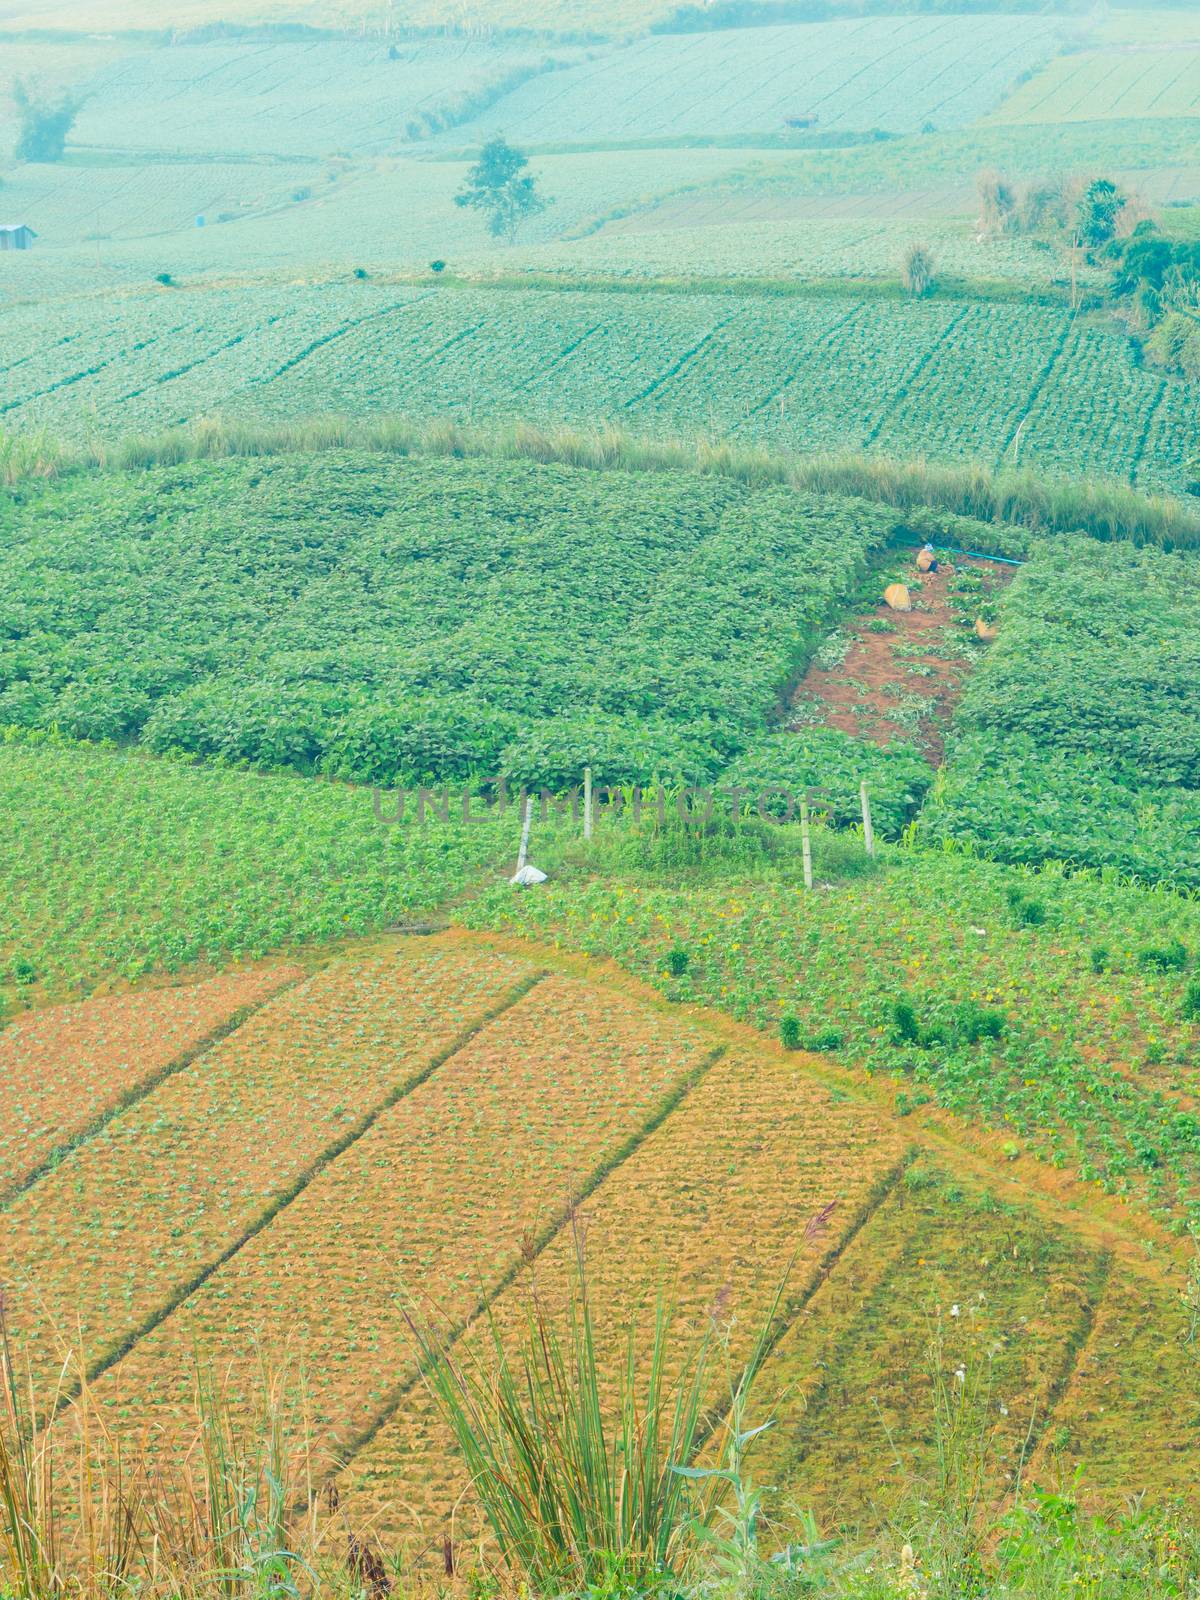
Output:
(2, 416), (1197, 550)
(0, 1307), (322, 1600)
(405, 1233), (793, 1592)
(3, 1273), (1200, 1599)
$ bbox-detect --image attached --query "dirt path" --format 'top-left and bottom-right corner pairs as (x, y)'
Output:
(791, 550), (1015, 765)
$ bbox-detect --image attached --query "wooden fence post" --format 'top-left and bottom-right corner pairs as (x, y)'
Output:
(516, 793), (533, 874)
(860, 780), (875, 858)
(801, 797), (813, 890)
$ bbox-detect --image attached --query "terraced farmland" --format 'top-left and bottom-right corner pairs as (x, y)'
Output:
(439, 16), (1066, 145)
(67, 38), (568, 160)
(341, 1041), (906, 1545)
(2, 283), (1193, 491)
(991, 46), (1200, 125)
(86, 974), (717, 1465)
(527, 214), (1080, 287)
(0, 0), (667, 33)
(0, 967), (299, 1203)
(0, 950), (539, 1402)
(10, 936), (1197, 1564)
(0, 159), (329, 243)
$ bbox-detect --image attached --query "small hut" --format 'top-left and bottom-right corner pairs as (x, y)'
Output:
(0, 225), (37, 251)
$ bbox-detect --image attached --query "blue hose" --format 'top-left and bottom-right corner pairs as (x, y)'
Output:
(905, 542), (1025, 567)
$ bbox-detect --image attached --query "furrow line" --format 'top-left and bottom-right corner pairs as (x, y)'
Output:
(861, 302), (971, 449)
(688, 1148), (916, 1460)
(318, 1042), (731, 1496)
(0, 971), (304, 1214)
(623, 310), (742, 410)
(994, 309), (1076, 465)
(46, 969), (549, 1423)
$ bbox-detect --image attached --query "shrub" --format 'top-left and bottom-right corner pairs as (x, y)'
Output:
(956, 1000), (1006, 1044)
(323, 698), (518, 788)
(501, 713), (723, 795)
(52, 677), (152, 743)
(1183, 980), (1200, 1022)
(1139, 939), (1189, 973)
(893, 997), (921, 1044)
(1006, 885), (1046, 927)
(408, 1231), (785, 1591)
(142, 682), (333, 770)
(666, 946), (690, 976)
(721, 726), (932, 837)
(430, 259), (447, 273)
(902, 242), (935, 298)
(779, 1013), (801, 1050)
(1090, 945), (1110, 975)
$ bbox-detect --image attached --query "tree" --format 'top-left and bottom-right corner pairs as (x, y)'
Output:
(455, 136), (550, 242)
(12, 79), (81, 163)
(1075, 178), (1126, 252)
(901, 242), (935, 298)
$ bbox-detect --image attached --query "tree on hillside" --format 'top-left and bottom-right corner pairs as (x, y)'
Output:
(455, 136), (550, 242)
(13, 79), (82, 163)
(901, 242), (935, 298)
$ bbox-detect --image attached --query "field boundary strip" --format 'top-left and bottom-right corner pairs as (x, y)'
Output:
(0, 970), (304, 1213)
(43, 966), (549, 1422)
(320, 1039), (731, 1494)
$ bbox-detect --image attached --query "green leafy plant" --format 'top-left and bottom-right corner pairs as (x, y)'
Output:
(1139, 939), (1189, 973)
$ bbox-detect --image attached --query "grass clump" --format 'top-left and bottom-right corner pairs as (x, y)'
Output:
(406, 1232), (788, 1593)
(4, 415), (1199, 551)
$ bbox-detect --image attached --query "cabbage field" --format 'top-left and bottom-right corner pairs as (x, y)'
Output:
(989, 45), (1200, 125)
(3, 282), (1194, 491)
(439, 15), (1067, 144)
(68, 37), (569, 160)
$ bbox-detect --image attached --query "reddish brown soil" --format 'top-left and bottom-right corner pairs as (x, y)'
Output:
(790, 552), (1014, 765)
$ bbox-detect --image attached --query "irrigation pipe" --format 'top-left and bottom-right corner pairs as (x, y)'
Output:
(901, 541), (1025, 566)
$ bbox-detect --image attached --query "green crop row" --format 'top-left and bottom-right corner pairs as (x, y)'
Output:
(2, 280), (1191, 494)
(0, 451), (899, 792)
(925, 537), (1200, 888)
